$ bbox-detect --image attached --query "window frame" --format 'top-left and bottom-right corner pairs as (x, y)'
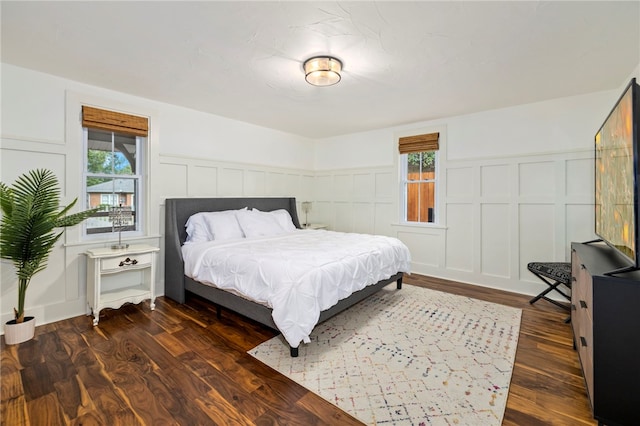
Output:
(81, 127), (146, 240)
(395, 126), (446, 228)
(400, 150), (439, 224)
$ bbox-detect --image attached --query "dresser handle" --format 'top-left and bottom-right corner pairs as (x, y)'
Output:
(572, 277), (576, 282)
(580, 336), (587, 347)
(580, 263), (586, 270)
(579, 300), (587, 309)
(119, 257), (138, 267)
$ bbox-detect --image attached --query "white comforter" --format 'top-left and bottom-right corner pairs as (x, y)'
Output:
(182, 230), (411, 348)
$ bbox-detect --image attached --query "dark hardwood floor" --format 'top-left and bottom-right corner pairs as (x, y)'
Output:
(1, 274), (596, 425)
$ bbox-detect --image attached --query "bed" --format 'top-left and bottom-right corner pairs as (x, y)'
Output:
(164, 197), (410, 356)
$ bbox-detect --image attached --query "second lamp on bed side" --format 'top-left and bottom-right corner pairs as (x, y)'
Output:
(301, 201), (312, 228)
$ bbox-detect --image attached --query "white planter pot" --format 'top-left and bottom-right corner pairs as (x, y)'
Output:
(4, 316), (35, 345)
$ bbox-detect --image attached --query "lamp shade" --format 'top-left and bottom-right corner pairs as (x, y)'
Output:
(304, 56), (342, 86)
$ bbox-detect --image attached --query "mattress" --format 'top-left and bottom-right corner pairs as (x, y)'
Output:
(182, 229), (411, 348)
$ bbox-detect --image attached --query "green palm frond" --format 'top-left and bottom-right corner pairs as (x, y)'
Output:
(0, 169), (99, 322)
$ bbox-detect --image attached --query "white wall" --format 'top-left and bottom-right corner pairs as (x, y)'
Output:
(2, 60), (638, 329)
(0, 64), (314, 328)
(312, 88), (628, 297)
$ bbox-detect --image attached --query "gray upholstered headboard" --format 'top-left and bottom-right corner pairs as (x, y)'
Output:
(164, 197), (301, 303)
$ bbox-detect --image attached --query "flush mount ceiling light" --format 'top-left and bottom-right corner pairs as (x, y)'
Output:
(304, 56), (342, 87)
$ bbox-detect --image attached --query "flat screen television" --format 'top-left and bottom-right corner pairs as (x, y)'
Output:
(594, 78), (640, 274)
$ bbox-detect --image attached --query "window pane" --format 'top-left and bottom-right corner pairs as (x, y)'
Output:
(85, 177), (137, 234)
(87, 130), (115, 174)
(114, 135), (136, 174)
(87, 129), (136, 174)
(419, 182), (435, 222)
(406, 183), (420, 221)
(407, 153), (421, 181)
(405, 182), (435, 223)
(407, 151), (436, 182)
(420, 151), (436, 180)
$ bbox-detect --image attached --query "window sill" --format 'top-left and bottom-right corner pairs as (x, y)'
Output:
(391, 222), (447, 230)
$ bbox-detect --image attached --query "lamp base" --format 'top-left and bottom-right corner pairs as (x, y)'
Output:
(111, 243), (129, 250)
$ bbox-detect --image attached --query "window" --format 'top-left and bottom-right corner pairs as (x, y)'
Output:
(82, 106), (147, 236)
(399, 132), (439, 223)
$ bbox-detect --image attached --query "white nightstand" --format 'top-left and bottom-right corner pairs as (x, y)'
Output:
(86, 244), (159, 326)
(303, 223), (328, 230)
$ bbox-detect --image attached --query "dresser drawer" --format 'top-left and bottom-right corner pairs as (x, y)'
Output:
(101, 252), (152, 272)
(577, 312), (594, 406)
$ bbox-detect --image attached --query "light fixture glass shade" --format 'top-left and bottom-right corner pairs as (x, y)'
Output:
(304, 56), (342, 86)
(301, 201), (312, 227)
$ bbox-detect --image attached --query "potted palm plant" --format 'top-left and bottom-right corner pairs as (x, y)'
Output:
(1, 169), (98, 344)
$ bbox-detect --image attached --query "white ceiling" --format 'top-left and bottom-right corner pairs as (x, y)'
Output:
(2, 1), (639, 139)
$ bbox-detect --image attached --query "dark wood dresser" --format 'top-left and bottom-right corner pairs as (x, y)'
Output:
(571, 242), (640, 426)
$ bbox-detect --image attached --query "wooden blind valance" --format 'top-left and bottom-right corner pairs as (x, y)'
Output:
(398, 132), (439, 154)
(82, 106), (148, 137)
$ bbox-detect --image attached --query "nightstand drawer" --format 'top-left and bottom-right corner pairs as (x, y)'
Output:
(101, 252), (152, 272)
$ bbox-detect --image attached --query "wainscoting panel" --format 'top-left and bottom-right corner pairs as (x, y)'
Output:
(265, 171), (288, 196)
(157, 156), (314, 207)
(314, 150), (594, 297)
(157, 162), (188, 197)
(481, 203), (511, 278)
(397, 229), (445, 269)
(332, 202), (353, 232)
(313, 201), (333, 228)
(566, 158), (593, 197)
(285, 173), (305, 199)
(519, 161), (555, 198)
(352, 202), (375, 234)
(566, 204), (595, 257)
(353, 173), (375, 200)
(219, 168), (244, 196)
(191, 165), (219, 196)
(301, 175), (315, 199)
(374, 202), (394, 236)
(333, 174), (353, 201)
(375, 172), (393, 199)
(315, 174), (334, 200)
(519, 203), (556, 280)
(245, 170), (266, 196)
(445, 203), (474, 272)
(481, 164), (510, 197)
(1, 148), (66, 186)
(446, 166), (474, 198)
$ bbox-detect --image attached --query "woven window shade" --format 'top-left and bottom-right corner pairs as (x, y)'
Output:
(398, 132), (439, 154)
(82, 106), (148, 137)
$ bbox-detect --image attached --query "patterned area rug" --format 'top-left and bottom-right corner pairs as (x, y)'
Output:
(248, 284), (522, 425)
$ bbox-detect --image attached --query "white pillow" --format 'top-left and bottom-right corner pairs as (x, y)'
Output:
(253, 208), (297, 232)
(237, 209), (287, 238)
(185, 212), (214, 243)
(184, 208), (246, 243)
(202, 210), (245, 241)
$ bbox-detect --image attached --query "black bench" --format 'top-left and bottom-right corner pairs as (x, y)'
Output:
(527, 262), (571, 322)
